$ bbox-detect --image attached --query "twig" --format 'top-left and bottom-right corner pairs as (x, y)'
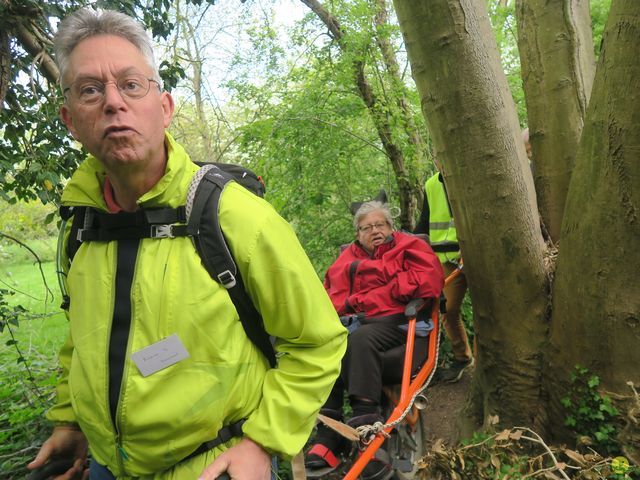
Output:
(521, 464), (568, 479)
(460, 431), (501, 451)
(515, 427), (571, 480)
(0, 231), (54, 302)
(5, 323), (45, 404)
(0, 444), (39, 460)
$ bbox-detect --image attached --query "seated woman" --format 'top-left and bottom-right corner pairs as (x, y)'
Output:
(306, 201), (444, 479)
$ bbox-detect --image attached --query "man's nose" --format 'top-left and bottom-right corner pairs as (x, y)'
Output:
(103, 82), (127, 110)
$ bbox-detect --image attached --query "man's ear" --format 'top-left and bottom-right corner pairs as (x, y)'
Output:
(161, 91), (175, 128)
(60, 105), (80, 140)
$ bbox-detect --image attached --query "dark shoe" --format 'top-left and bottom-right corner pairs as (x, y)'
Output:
(347, 413), (385, 446)
(305, 443), (341, 470)
(360, 448), (393, 480)
(305, 425), (345, 472)
(347, 413), (383, 429)
(361, 460), (392, 480)
(433, 356), (474, 384)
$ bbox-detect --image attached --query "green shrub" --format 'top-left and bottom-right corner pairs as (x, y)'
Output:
(561, 365), (620, 454)
(0, 199), (57, 241)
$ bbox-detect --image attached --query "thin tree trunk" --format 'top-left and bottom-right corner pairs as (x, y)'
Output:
(372, 0), (429, 210)
(547, 0), (640, 439)
(515, 0), (595, 244)
(300, 0), (422, 229)
(393, 0), (550, 427)
(373, 0), (428, 161)
(0, 30), (9, 106)
(182, 15), (214, 156)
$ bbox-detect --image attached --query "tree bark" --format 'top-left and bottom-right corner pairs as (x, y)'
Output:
(392, 0), (550, 427)
(0, 30), (9, 106)
(300, 0), (424, 229)
(516, 0), (595, 244)
(546, 0), (640, 439)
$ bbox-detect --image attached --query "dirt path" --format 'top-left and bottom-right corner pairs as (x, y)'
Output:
(420, 368), (474, 447)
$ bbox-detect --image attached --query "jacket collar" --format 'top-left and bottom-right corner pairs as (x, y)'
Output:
(354, 232), (397, 258)
(61, 132), (197, 210)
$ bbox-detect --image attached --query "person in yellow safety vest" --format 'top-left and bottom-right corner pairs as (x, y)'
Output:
(414, 172), (474, 383)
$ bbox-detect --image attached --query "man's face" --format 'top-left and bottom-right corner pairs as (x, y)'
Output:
(60, 35), (174, 173)
(357, 211), (392, 252)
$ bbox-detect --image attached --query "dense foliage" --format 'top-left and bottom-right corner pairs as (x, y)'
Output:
(0, 0), (214, 204)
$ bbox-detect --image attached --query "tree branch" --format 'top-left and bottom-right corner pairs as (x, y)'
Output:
(299, 0), (419, 229)
(515, 427), (571, 480)
(14, 20), (59, 84)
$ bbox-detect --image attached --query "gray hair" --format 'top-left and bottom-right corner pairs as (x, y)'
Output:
(353, 201), (394, 231)
(54, 8), (161, 87)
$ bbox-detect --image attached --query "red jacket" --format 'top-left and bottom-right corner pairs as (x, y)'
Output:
(324, 231), (444, 317)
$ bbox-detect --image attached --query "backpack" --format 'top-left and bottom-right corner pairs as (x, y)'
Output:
(57, 162), (276, 367)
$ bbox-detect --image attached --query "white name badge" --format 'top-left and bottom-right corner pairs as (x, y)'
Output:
(131, 334), (190, 377)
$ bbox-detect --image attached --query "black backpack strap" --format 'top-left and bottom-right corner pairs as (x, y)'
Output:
(60, 205), (87, 263)
(57, 206), (86, 310)
(58, 205), (188, 309)
(187, 165), (276, 367)
(77, 207), (188, 242)
(181, 419), (246, 464)
(194, 161), (266, 198)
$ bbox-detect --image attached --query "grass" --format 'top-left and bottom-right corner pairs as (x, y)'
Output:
(0, 237), (68, 479)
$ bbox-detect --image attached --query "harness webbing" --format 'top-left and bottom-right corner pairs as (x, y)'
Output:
(59, 165), (277, 368)
(182, 419), (246, 463)
(187, 166), (276, 367)
(108, 237), (140, 427)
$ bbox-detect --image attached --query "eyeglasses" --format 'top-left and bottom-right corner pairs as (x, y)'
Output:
(63, 73), (161, 105)
(358, 222), (389, 233)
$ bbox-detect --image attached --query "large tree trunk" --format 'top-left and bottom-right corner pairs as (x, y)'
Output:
(392, 0), (550, 427)
(516, 0), (595, 244)
(546, 0), (640, 442)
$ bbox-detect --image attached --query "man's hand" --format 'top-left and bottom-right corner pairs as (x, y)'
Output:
(27, 426), (88, 480)
(198, 438), (271, 480)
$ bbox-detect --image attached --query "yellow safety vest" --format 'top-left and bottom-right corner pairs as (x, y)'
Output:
(425, 173), (460, 264)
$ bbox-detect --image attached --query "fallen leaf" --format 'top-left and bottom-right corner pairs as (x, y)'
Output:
(563, 448), (586, 466)
(487, 414), (500, 426)
(432, 438), (446, 454)
(509, 429), (523, 441)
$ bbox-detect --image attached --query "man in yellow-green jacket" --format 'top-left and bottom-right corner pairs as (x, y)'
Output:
(415, 172), (474, 384)
(27, 8), (346, 480)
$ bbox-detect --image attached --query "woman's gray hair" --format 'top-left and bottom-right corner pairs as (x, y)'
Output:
(54, 8), (161, 87)
(353, 201), (394, 231)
